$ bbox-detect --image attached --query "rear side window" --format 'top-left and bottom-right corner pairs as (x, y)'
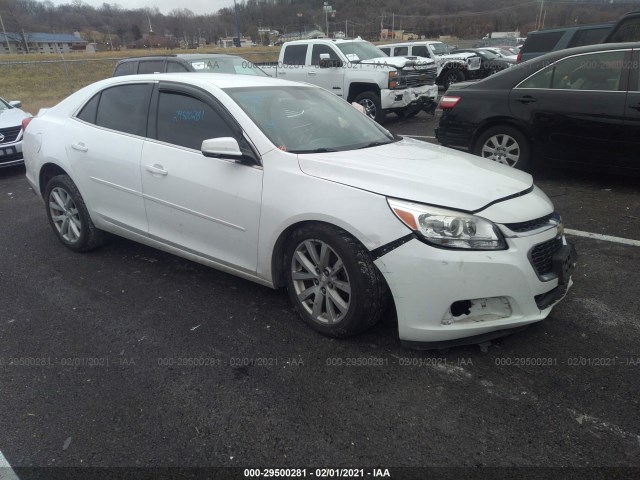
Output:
(551, 51), (626, 91)
(395, 47), (408, 56)
(95, 84), (152, 136)
(608, 16), (640, 42)
(138, 60), (164, 74)
(567, 26), (611, 48)
(521, 31), (564, 53)
(412, 46), (429, 57)
(113, 61), (135, 76)
(283, 45), (308, 65)
(156, 91), (235, 150)
(77, 93), (100, 123)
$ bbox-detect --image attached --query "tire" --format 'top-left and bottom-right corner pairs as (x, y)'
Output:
(473, 125), (531, 171)
(441, 69), (464, 91)
(284, 223), (389, 338)
(353, 91), (384, 124)
(44, 174), (107, 252)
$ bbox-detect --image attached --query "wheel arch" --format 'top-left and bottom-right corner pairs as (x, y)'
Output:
(470, 118), (533, 155)
(39, 162), (69, 199)
(270, 219), (377, 289)
(347, 83), (380, 103)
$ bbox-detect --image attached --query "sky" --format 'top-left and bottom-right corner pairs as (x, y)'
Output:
(47, 0), (236, 15)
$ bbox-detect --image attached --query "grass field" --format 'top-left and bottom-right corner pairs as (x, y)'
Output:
(0, 47), (281, 114)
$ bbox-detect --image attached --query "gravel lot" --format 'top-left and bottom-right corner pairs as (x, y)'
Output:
(0, 111), (639, 479)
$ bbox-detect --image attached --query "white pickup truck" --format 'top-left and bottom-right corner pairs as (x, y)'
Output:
(379, 41), (482, 90)
(259, 38), (438, 123)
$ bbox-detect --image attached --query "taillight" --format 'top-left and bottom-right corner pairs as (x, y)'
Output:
(438, 96), (461, 110)
(21, 117), (33, 131)
(516, 51), (522, 64)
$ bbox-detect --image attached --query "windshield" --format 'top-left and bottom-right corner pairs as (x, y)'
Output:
(187, 56), (268, 76)
(428, 43), (449, 55)
(224, 86), (395, 153)
(477, 50), (499, 59)
(336, 41), (387, 62)
(0, 98), (9, 111)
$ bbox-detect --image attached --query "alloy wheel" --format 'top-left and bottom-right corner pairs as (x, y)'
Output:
(291, 239), (351, 324)
(481, 134), (521, 167)
(48, 187), (82, 243)
(358, 99), (377, 120)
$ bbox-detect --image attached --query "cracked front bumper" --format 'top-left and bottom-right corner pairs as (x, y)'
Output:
(381, 85), (438, 111)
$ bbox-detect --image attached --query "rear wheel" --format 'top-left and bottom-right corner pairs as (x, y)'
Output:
(45, 174), (107, 251)
(284, 224), (389, 338)
(473, 125), (531, 171)
(353, 91), (384, 124)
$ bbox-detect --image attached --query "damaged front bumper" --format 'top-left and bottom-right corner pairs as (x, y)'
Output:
(381, 84), (439, 115)
(374, 228), (575, 348)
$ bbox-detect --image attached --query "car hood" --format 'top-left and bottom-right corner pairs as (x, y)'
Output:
(297, 137), (533, 212)
(359, 56), (435, 68)
(440, 52), (477, 61)
(0, 108), (29, 128)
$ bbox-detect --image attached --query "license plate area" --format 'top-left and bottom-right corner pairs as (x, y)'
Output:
(552, 243), (577, 285)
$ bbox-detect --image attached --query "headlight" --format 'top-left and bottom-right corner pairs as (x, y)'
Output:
(387, 198), (507, 250)
(388, 70), (406, 89)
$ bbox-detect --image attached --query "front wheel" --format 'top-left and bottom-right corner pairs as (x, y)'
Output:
(473, 125), (531, 171)
(441, 69), (465, 91)
(45, 174), (107, 251)
(284, 224), (389, 338)
(353, 91), (384, 124)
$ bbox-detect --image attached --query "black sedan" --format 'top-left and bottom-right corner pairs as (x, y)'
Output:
(436, 42), (640, 172)
(452, 48), (514, 79)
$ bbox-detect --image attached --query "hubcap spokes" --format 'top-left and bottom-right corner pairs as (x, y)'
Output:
(482, 134), (520, 167)
(360, 99), (376, 119)
(49, 187), (81, 243)
(291, 239), (351, 324)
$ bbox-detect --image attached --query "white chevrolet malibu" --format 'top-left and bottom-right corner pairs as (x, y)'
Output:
(23, 74), (576, 348)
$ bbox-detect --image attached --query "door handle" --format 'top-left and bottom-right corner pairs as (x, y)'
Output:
(146, 164), (168, 176)
(308, 70), (317, 75)
(71, 143), (88, 152)
(515, 96), (537, 104)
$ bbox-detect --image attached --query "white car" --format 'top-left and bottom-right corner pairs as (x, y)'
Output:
(478, 47), (518, 62)
(0, 97), (31, 168)
(23, 74), (575, 348)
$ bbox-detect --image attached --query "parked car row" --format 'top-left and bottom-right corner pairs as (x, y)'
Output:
(436, 41), (640, 173)
(0, 97), (30, 169)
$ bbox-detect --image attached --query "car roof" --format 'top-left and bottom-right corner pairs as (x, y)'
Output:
(176, 54), (243, 60)
(527, 20), (614, 35)
(105, 72), (301, 89)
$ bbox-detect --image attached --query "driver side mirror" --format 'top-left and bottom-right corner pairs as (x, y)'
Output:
(201, 137), (257, 165)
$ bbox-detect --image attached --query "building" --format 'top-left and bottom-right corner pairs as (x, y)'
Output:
(0, 32), (87, 55)
(218, 37), (253, 48)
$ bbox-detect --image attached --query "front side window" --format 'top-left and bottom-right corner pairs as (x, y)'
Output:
(282, 45), (308, 65)
(95, 84), (152, 136)
(551, 51), (626, 91)
(156, 91), (235, 150)
(311, 44), (340, 65)
(186, 56), (267, 76)
(379, 47), (390, 56)
(167, 61), (189, 73)
(412, 46), (428, 57)
(395, 47), (408, 56)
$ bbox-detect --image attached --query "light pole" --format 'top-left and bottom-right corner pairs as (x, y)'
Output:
(323, 2), (333, 38)
(233, 0), (241, 47)
(297, 13), (303, 40)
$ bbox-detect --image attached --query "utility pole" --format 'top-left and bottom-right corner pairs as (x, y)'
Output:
(0, 13), (11, 54)
(233, 0), (241, 47)
(391, 12), (395, 39)
(536, 0), (544, 30)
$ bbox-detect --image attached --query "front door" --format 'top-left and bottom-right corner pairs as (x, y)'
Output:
(140, 83), (263, 273)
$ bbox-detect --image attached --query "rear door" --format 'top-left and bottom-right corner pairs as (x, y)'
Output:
(622, 49), (640, 171)
(509, 49), (630, 168)
(279, 44), (308, 83)
(66, 83), (153, 233)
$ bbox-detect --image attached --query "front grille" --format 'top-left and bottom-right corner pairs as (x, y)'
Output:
(0, 126), (21, 144)
(530, 237), (563, 278)
(0, 150), (24, 165)
(402, 66), (437, 87)
(504, 212), (558, 233)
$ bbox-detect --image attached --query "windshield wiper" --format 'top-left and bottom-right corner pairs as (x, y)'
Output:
(355, 140), (393, 150)
(291, 147), (340, 154)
